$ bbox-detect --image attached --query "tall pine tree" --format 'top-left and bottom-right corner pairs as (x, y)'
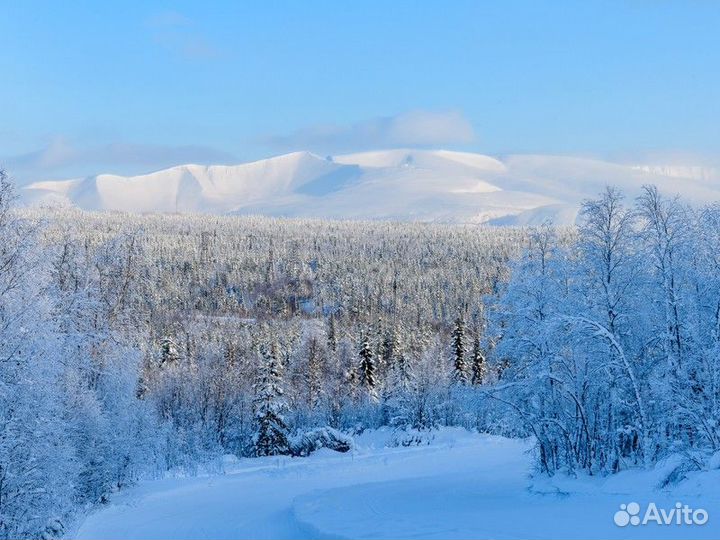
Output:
(384, 329), (415, 427)
(470, 334), (486, 385)
(452, 317), (468, 384)
(305, 335), (324, 412)
(327, 314), (338, 352)
(358, 332), (378, 401)
(253, 341), (290, 456)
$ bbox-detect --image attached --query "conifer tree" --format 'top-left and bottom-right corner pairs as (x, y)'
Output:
(451, 317), (468, 384)
(358, 332), (378, 401)
(327, 314), (338, 352)
(305, 335), (323, 411)
(253, 341), (290, 456)
(470, 334), (486, 385)
(384, 330), (415, 427)
(380, 332), (394, 366)
(159, 337), (180, 366)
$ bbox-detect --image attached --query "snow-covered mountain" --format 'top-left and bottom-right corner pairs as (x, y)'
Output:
(21, 149), (720, 225)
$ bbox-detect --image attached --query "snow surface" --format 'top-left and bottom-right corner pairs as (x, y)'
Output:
(22, 150), (720, 225)
(73, 429), (720, 540)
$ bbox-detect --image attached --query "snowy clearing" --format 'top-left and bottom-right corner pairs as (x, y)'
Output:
(73, 429), (720, 540)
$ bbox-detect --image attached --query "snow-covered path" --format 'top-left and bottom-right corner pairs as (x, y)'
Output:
(74, 430), (720, 539)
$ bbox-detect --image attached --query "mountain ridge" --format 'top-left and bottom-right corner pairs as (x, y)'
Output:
(22, 149), (720, 225)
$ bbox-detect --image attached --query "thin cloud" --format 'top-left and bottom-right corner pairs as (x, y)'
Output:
(145, 10), (220, 60)
(261, 110), (476, 154)
(4, 138), (236, 184)
(608, 148), (720, 168)
(145, 10), (193, 28)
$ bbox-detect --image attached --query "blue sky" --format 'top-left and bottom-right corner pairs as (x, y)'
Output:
(2, 0), (719, 182)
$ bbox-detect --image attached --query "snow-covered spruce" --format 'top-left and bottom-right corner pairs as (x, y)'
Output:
(252, 341), (291, 457)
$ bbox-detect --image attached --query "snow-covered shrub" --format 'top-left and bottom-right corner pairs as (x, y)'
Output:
(389, 428), (435, 447)
(290, 427), (353, 456)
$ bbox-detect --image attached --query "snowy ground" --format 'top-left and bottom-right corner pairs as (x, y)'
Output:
(73, 429), (720, 540)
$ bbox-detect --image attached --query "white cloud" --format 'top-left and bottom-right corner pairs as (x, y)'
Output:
(261, 110), (476, 154)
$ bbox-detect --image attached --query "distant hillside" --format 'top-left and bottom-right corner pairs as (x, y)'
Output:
(22, 149), (720, 224)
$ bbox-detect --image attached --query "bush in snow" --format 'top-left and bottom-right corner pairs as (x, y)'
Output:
(290, 427), (353, 457)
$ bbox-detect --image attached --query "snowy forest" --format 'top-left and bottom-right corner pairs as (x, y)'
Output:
(2, 167), (720, 538)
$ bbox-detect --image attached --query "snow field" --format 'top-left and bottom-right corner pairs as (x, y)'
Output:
(75, 429), (720, 540)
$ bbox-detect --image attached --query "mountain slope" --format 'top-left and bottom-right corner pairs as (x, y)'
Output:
(22, 149), (720, 224)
